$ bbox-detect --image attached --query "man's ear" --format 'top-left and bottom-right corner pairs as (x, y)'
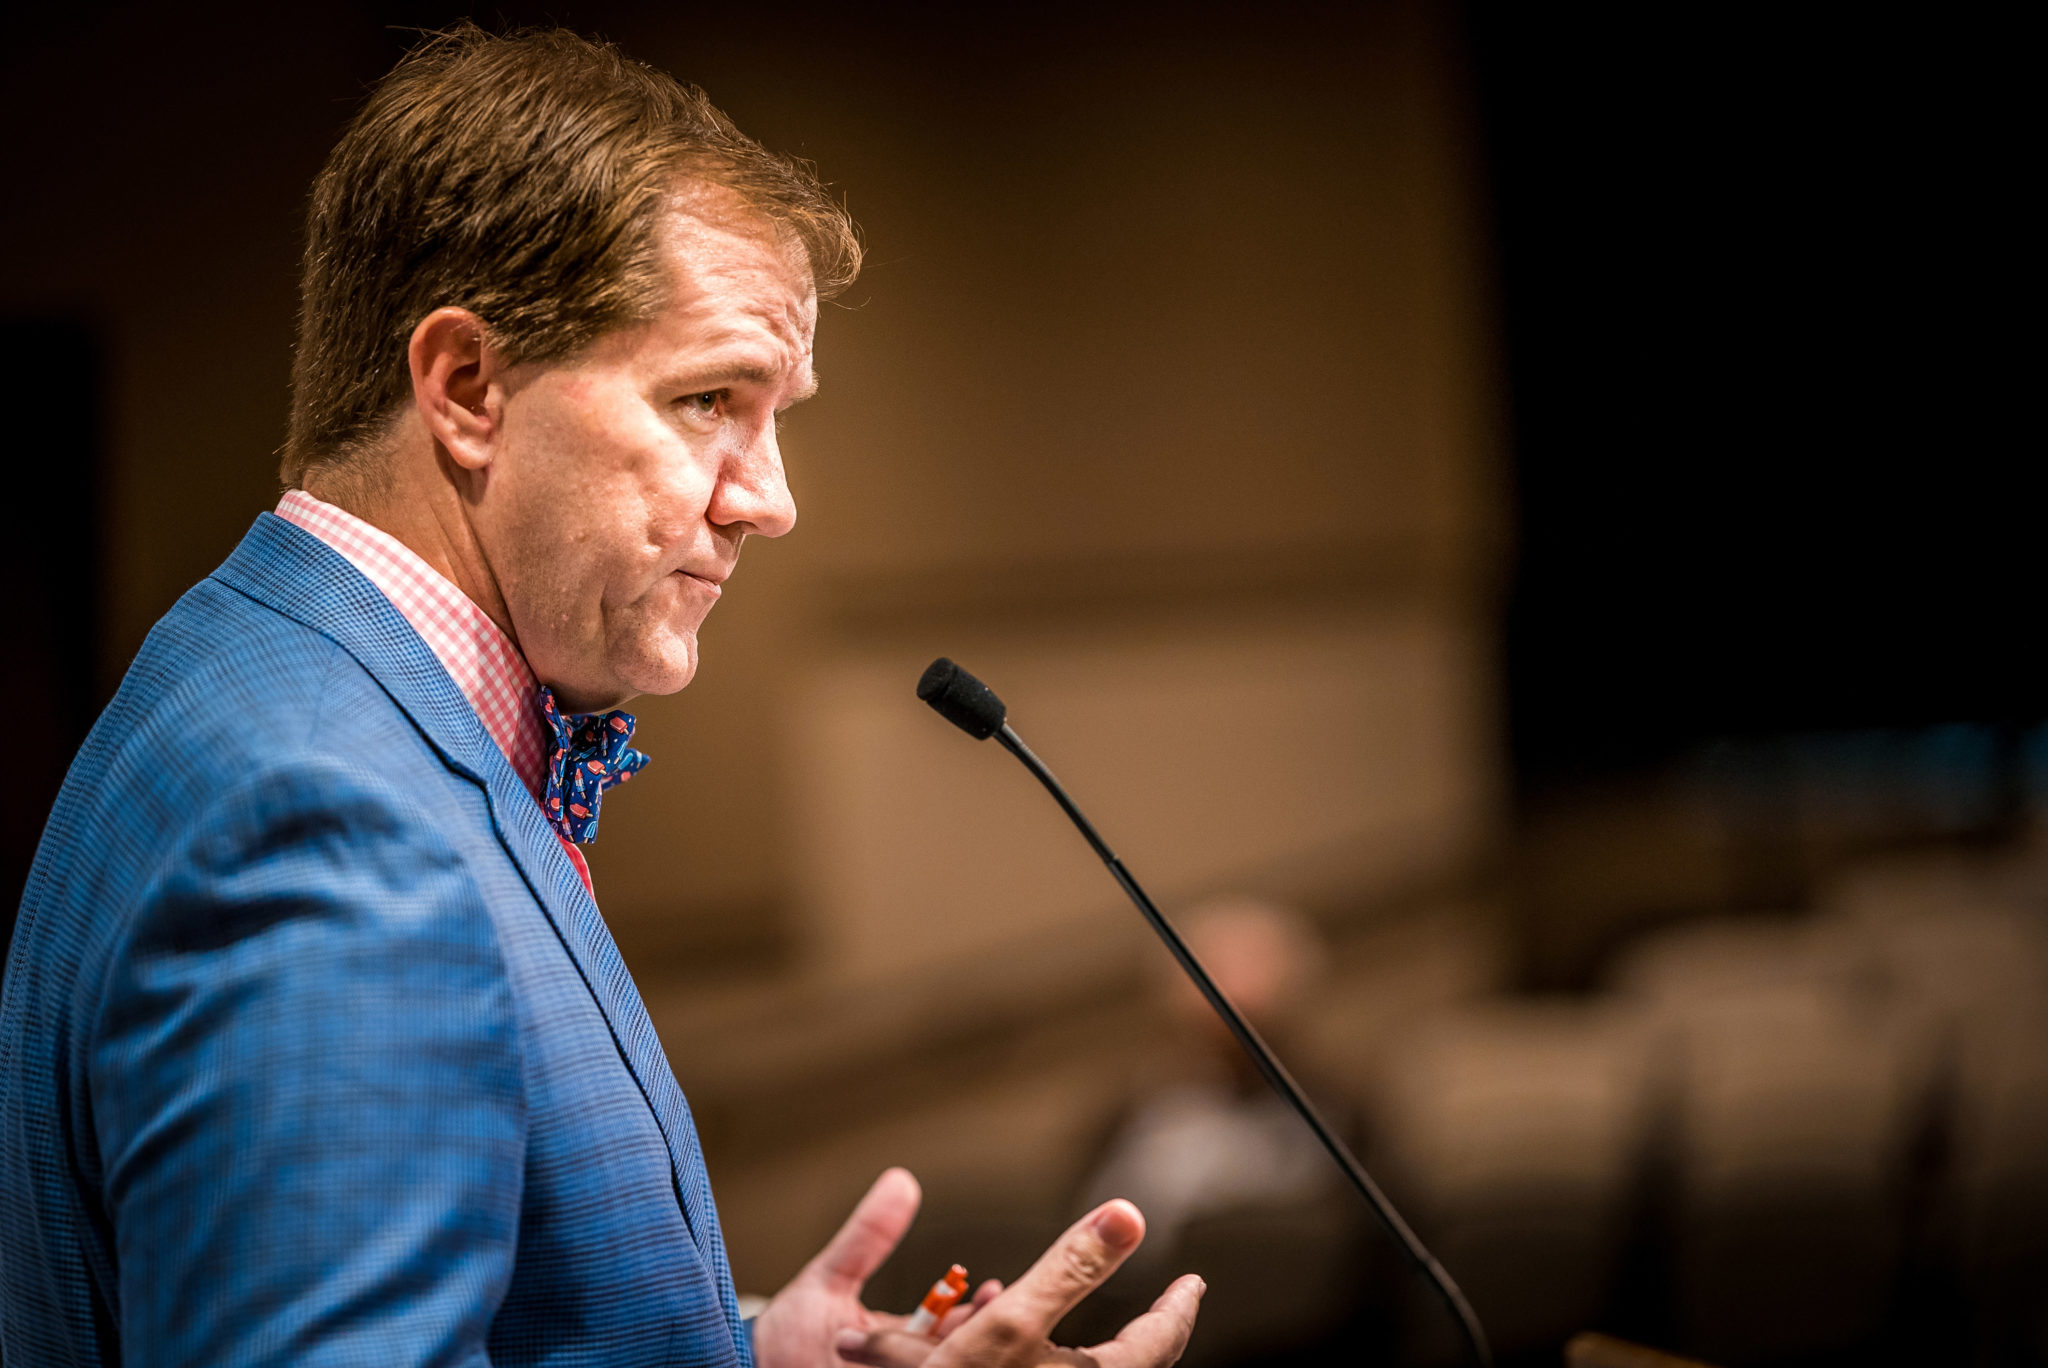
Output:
(408, 307), (503, 471)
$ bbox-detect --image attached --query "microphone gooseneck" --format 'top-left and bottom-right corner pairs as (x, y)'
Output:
(917, 658), (1494, 1368)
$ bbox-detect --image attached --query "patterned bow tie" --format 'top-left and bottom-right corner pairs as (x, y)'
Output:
(537, 686), (651, 844)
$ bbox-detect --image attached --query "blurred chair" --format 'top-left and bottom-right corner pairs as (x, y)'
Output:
(1296, 900), (1509, 1103)
(1664, 990), (1916, 1362)
(1613, 917), (1927, 1363)
(1364, 1000), (1654, 1361)
(1608, 913), (1868, 1007)
(1949, 1001), (2048, 1360)
(1823, 861), (2048, 1359)
(1832, 868), (2048, 1026)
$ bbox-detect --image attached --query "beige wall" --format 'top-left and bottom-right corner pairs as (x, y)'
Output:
(785, 610), (1496, 988)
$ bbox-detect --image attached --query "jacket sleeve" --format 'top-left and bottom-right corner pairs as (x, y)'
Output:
(89, 755), (528, 1368)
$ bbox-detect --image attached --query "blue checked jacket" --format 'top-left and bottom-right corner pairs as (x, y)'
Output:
(1, 513), (751, 1367)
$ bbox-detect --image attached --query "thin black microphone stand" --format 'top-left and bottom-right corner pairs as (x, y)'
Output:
(995, 721), (1494, 1368)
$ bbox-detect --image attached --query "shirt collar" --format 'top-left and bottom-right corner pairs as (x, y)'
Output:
(274, 489), (546, 799)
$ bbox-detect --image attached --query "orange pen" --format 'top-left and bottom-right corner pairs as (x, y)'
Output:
(904, 1263), (969, 1335)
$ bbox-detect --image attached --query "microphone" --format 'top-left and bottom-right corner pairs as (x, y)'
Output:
(916, 656), (1494, 1368)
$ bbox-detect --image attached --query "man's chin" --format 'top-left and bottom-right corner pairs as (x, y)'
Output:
(535, 646), (696, 713)
(615, 635), (700, 700)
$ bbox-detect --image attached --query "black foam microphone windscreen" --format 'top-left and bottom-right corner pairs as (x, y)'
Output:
(917, 658), (1007, 740)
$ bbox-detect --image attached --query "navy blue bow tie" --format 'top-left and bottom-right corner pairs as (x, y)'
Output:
(537, 686), (650, 844)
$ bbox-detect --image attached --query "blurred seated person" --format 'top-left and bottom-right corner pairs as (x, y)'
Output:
(1079, 896), (1347, 1258)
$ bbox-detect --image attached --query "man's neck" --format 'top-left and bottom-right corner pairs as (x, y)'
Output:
(303, 433), (519, 649)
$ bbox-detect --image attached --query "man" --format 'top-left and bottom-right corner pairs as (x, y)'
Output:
(0, 25), (1202, 1368)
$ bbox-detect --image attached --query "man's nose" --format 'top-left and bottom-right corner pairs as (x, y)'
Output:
(710, 425), (797, 539)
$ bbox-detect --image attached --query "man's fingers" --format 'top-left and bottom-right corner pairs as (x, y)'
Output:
(1090, 1275), (1206, 1368)
(836, 1326), (937, 1368)
(933, 1279), (1004, 1338)
(807, 1167), (923, 1293)
(972, 1200), (1148, 1343)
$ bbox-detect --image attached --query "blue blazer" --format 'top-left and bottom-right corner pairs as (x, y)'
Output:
(1, 514), (750, 1367)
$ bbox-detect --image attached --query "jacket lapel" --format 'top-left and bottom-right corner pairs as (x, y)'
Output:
(481, 752), (720, 1253)
(210, 514), (718, 1256)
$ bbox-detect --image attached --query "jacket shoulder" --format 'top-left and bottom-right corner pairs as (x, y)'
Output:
(21, 571), (468, 959)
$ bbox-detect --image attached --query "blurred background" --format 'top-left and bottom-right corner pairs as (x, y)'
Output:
(2, 3), (2037, 1365)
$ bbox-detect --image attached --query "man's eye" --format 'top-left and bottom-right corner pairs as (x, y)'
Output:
(682, 391), (721, 416)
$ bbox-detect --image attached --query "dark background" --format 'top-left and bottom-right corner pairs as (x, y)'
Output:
(1469, 7), (2036, 782)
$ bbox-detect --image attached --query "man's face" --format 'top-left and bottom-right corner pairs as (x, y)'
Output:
(478, 185), (815, 711)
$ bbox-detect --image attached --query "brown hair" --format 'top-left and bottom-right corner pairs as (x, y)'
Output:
(281, 23), (860, 487)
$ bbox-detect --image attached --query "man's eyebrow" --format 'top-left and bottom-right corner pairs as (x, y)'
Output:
(673, 361), (818, 402)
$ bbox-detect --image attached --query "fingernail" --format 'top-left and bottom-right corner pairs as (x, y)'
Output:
(1089, 1199), (1144, 1247)
(1195, 1277), (1209, 1299)
(835, 1328), (867, 1354)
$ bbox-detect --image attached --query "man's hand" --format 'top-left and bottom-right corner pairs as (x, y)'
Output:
(832, 1199), (1205, 1368)
(754, 1168), (1002, 1368)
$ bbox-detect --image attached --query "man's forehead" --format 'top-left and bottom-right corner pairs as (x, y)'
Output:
(655, 187), (816, 341)
(661, 182), (812, 283)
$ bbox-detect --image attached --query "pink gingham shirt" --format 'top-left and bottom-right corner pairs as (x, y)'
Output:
(275, 490), (593, 890)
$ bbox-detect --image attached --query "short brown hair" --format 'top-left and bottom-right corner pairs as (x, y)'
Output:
(282, 23), (860, 487)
